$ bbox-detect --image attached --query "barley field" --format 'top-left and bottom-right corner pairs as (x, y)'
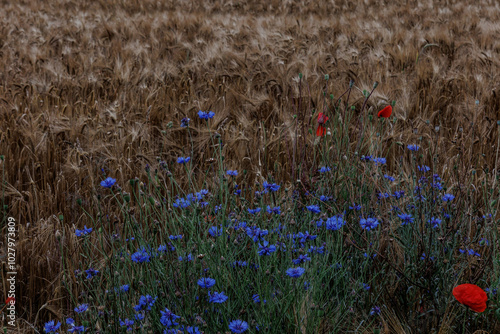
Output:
(1, 0), (500, 333)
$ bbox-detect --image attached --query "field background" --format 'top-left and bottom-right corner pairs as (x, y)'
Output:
(1, 0), (500, 332)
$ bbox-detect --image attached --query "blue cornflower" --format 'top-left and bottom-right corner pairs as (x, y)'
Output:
(119, 284), (130, 293)
(393, 190), (405, 199)
(266, 205), (281, 215)
(286, 267), (306, 278)
(134, 295), (157, 312)
(349, 203), (362, 210)
(398, 213), (414, 225)
(263, 181), (280, 192)
(120, 319), (134, 331)
(173, 197), (191, 208)
(407, 144), (420, 151)
(198, 110), (215, 119)
(252, 294), (261, 303)
(318, 166), (331, 173)
(296, 231), (317, 243)
(180, 117), (191, 128)
(370, 306), (381, 315)
(135, 313), (145, 322)
(177, 156), (191, 164)
(160, 308), (180, 328)
(361, 283), (371, 290)
(373, 157), (386, 165)
(231, 260), (248, 268)
(169, 234), (183, 240)
(209, 291), (228, 303)
(246, 227), (269, 242)
(360, 218), (380, 231)
(319, 195), (331, 201)
(74, 304), (88, 313)
(292, 254), (311, 264)
(247, 208), (261, 214)
(325, 216), (346, 231)
(44, 320), (61, 333)
(227, 170), (238, 176)
(75, 225), (92, 237)
(85, 268), (99, 279)
(197, 277), (216, 289)
(384, 174), (395, 181)
(442, 194), (455, 202)
(306, 205), (321, 213)
(131, 248), (150, 263)
(208, 226), (223, 237)
(428, 217), (442, 228)
(100, 177), (116, 188)
(377, 192), (390, 199)
(258, 240), (277, 256)
(66, 318), (85, 333)
(418, 165), (430, 172)
(361, 155), (373, 161)
(229, 320), (249, 333)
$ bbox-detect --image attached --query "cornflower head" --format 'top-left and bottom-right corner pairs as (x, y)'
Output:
(286, 267), (306, 278)
(318, 166), (331, 173)
(258, 240), (277, 256)
(208, 291), (228, 303)
(229, 320), (249, 333)
(160, 308), (180, 328)
(247, 208), (261, 214)
(306, 205), (321, 213)
(266, 205), (281, 215)
(442, 193), (455, 202)
(407, 144), (420, 151)
(134, 295), (157, 312)
(398, 213), (414, 225)
(226, 169), (238, 176)
(44, 320), (61, 333)
(100, 177), (116, 188)
(75, 225), (92, 237)
(418, 165), (430, 172)
(360, 218), (380, 231)
(131, 247), (150, 264)
(180, 117), (191, 127)
(177, 156), (191, 164)
(208, 226), (223, 237)
(119, 319), (134, 331)
(198, 110), (215, 119)
(74, 304), (88, 313)
(66, 318), (85, 333)
(325, 216), (346, 231)
(197, 277), (216, 289)
(384, 174), (395, 182)
(428, 217), (442, 228)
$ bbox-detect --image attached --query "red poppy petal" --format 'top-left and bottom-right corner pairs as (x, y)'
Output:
(316, 125), (326, 137)
(377, 105), (392, 118)
(453, 284), (487, 312)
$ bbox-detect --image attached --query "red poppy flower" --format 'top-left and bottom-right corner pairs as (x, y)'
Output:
(377, 105), (392, 118)
(316, 112), (329, 137)
(5, 297), (15, 304)
(452, 284), (487, 312)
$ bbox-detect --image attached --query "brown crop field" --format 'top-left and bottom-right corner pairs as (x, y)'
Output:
(1, 0), (500, 332)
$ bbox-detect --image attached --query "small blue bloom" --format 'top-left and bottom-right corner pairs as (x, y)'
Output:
(120, 319), (134, 331)
(177, 156), (191, 164)
(325, 216), (346, 231)
(318, 166), (331, 173)
(131, 248), (151, 264)
(258, 240), (277, 256)
(160, 308), (180, 328)
(286, 267), (306, 278)
(100, 177), (116, 188)
(197, 277), (216, 289)
(74, 304), (89, 313)
(75, 225), (92, 237)
(208, 226), (223, 237)
(85, 268), (99, 279)
(442, 194), (455, 202)
(44, 320), (61, 333)
(384, 174), (395, 181)
(418, 165), (430, 172)
(370, 306), (381, 315)
(229, 320), (249, 333)
(248, 208), (261, 214)
(373, 157), (386, 165)
(198, 110), (215, 119)
(360, 218), (380, 231)
(398, 213), (414, 225)
(180, 117), (191, 128)
(428, 217), (442, 228)
(209, 291), (228, 303)
(407, 144), (420, 151)
(306, 205), (321, 213)
(226, 170), (238, 176)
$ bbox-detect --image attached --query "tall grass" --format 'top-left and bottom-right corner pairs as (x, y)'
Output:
(0, 0), (500, 332)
